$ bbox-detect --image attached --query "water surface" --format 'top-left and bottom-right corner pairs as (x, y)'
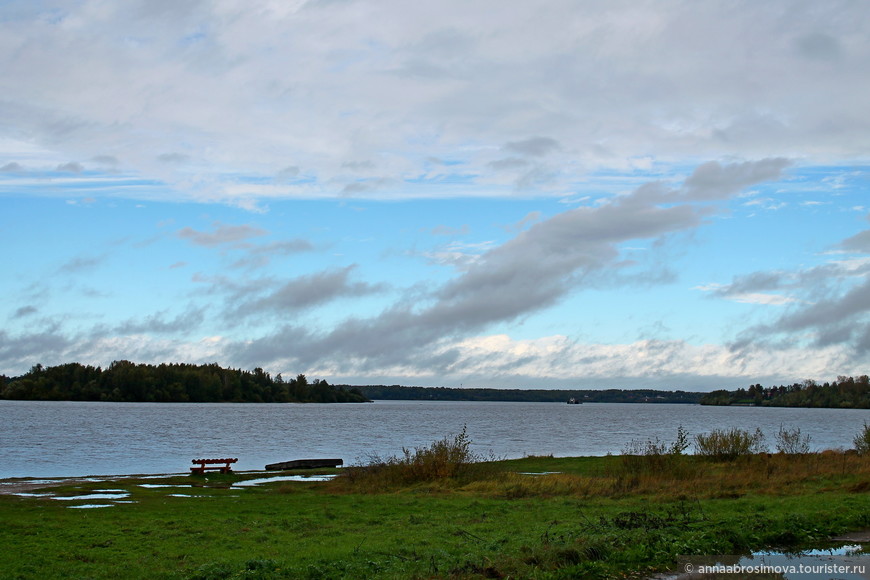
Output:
(1, 400), (867, 478)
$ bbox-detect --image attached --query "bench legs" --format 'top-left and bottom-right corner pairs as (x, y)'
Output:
(190, 465), (234, 475)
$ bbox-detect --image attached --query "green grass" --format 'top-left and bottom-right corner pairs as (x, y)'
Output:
(0, 453), (868, 580)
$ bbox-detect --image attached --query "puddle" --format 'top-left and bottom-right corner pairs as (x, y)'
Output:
(232, 474), (338, 487)
(660, 544), (868, 580)
(67, 504), (116, 509)
(138, 484), (190, 489)
(519, 472), (563, 476)
(52, 493), (131, 501)
(757, 544), (864, 557)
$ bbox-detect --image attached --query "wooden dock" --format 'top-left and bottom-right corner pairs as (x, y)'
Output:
(265, 458), (343, 471)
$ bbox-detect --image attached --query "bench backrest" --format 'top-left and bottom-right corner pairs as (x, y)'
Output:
(192, 458), (238, 465)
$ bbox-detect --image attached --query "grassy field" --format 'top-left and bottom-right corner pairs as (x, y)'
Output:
(0, 449), (868, 579)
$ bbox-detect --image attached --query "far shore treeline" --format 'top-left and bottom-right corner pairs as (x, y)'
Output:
(0, 361), (369, 403)
(698, 375), (870, 409)
(346, 384), (703, 404)
(1, 362), (867, 408)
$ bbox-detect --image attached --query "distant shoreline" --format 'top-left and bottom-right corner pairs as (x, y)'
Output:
(349, 384), (704, 404)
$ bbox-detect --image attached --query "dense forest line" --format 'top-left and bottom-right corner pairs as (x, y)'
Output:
(347, 384), (703, 403)
(0, 361), (370, 403)
(699, 375), (870, 408)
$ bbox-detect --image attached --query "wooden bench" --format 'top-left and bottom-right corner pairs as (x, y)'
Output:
(190, 458), (238, 475)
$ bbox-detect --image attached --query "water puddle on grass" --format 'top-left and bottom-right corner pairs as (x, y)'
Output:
(67, 504), (116, 509)
(52, 493), (131, 501)
(518, 472), (563, 475)
(12, 488), (134, 508)
(138, 483), (190, 489)
(658, 542), (868, 580)
(232, 474), (338, 487)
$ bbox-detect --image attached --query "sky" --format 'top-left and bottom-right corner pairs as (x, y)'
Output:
(1, 1), (869, 391)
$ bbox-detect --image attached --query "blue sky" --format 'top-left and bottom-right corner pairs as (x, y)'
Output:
(1, 1), (869, 390)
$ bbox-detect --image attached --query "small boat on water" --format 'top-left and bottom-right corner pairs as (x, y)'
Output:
(567, 397), (581, 404)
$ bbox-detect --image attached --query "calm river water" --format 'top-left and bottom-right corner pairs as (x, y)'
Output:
(1, 400), (868, 478)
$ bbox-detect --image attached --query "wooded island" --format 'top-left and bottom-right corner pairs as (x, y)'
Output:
(0, 361), (369, 403)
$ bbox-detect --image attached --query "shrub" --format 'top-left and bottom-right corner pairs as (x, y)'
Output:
(617, 426), (691, 479)
(854, 422), (870, 456)
(343, 426), (489, 489)
(695, 427), (766, 461)
(774, 424), (811, 454)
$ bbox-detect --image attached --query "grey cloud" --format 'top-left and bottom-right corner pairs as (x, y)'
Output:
(430, 224), (469, 236)
(232, 162), (775, 369)
(488, 157), (530, 171)
(56, 162), (84, 173)
(232, 265), (386, 317)
(770, 278), (870, 337)
(732, 278), (870, 356)
(277, 165), (300, 179)
(115, 308), (206, 335)
(504, 211), (542, 233)
(505, 137), (560, 157)
(230, 239), (316, 269)
(430, 200), (701, 327)
(393, 28), (477, 80)
(1, 162), (23, 172)
(516, 166), (558, 190)
(252, 239), (314, 254)
(59, 254), (106, 274)
(710, 258), (870, 301)
(709, 271), (789, 298)
(840, 230), (870, 253)
(626, 159), (791, 208)
(342, 160), (375, 171)
(681, 158), (792, 201)
(92, 155), (120, 166)
(795, 32), (841, 61)
(12, 306), (38, 318)
(341, 178), (396, 195)
(177, 222), (267, 247)
(157, 153), (191, 164)
(0, 328), (73, 372)
(729, 234), (870, 355)
(342, 182), (370, 194)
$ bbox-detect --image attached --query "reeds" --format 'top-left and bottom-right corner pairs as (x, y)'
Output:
(774, 424), (812, 454)
(695, 427), (766, 460)
(854, 421), (870, 455)
(335, 424), (870, 498)
(340, 425), (493, 491)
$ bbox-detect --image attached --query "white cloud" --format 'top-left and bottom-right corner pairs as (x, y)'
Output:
(305, 333), (857, 389)
(727, 293), (800, 306)
(0, 1), (867, 204)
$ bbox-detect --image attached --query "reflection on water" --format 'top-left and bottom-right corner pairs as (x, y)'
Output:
(233, 474), (339, 487)
(667, 546), (869, 580)
(67, 504), (115, 509)
(52, 493), (130, 501)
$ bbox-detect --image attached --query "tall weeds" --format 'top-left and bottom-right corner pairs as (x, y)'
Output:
(695, 427), (766, 460)
(775, 424), (812, 454)
(613, 426), (693, 489)
(854, 421), (870, 455)
(340, 426), (492, 490)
